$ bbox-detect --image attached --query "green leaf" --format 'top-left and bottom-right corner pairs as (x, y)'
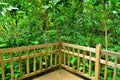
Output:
(0, 44), (7, 48)
(15, 73), (19, 78)
(70, 57), (77, 64)
(31, 41), (39, 45)
(42, 62), (46, 65)
(79, 67), (83, 71)
(73, 65), (77, 69)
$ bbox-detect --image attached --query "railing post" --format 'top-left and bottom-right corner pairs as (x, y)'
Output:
(59, 40), (62, 69)
(95, 44), (101, 80)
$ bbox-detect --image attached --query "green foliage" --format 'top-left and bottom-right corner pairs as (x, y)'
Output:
(0, 0), (120, 80)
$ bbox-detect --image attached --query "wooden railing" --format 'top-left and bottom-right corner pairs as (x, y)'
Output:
(61, 42), (101, 80)
(0, 42), (120, 80)
(0, 43), (60, 80)
(61, 42), (120, 80)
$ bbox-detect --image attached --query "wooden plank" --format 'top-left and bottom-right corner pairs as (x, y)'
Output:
(0, 43), (59, 53)
(104, 54), (108, 80)
(33, 69), (85, 80)
(68, 47), (70, 67)
(59, 41), (62, 69)
(10, 52), (14, 79)
(19, 51), (22, 77)
(95, 44), (101, 80)
(62, 64), (94, 80)
(89, 51), (92, 76)
(50, 46), (52, 67)
(55, 46), (57, 66)
(40, 48), (42, 70)
(83, 51), (86, 73)
(101, 50), (120, 57)
(77, 49), (80, 71)
(62, 42), (96, 53)
(33, 49), (36, 73)
(64, 46), (66, 65)
(45, 46), (48, 69)
(1, 53), (5, 80)
(20, 65), (60, 80)
(113, 57), (117, 80)
(72, 48), (75, 68)
(26, 50), (30, 75)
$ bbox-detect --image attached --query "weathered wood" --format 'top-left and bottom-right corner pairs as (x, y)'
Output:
(40, 48), (42, 70)
(101, 50), (120, 57)
(68, 47), (70, 67)
(33, 69), (85, 80)
(113, 57), (117, 80)
(45, 46), (48, 69)
(19, 51), (22, 77)
(1, 53), (5, 80)
(83, 50), (86, 73)
(62, 64), (94, 80)
(77, 49), (80, 71)
(89, 51), (92, 76)
(64, 46), (66, 65)
(95, 44), (101, 80)
(0, 42), (120, 80)
(62, 49), (120, 68)
(50, 46), (52, 67)
(0, 43), (59, 53)
(55, 46), (57, 66)
(26, 50), (30, 75)
(62, 42), (96, 53)
(33, 49), (36, 73)
(59, 40), (62, 69)
(10, 52), (14, 79)
(104, 54), (108, 80)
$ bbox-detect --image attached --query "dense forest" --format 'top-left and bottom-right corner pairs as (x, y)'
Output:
(0, 0), (120, 52)
(0, 0), (120, 80)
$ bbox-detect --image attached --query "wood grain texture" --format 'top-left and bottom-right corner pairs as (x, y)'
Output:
(33, 69), (85, 80)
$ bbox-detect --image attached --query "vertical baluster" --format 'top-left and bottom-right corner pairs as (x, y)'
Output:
(10, 52), (14, 79)
(83, 50), (86, 73)
(1, 53), (5, 80)
(26, 50), (30, 75)
(113, 57), (117, 80)
(77, 49), (80, 71)
(59, 41), (62, 69)
(40, 48), (42, 70)
(104, 54), (108, 80)
(64, 46), (66, 65)
(89, 51), (92, 76)
(95, 44), (101, 80)
(72, 48), (75, 68)
(45, 46), (48, 68)
(33, 49), (36, 73)
(19, 51), (22, 77)
(50, 46), (52, 67)
(55, 45), (57, 66)
(68, 47), (70, 67)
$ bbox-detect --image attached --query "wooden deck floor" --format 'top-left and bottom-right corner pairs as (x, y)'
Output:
(33, 69), (85, 80)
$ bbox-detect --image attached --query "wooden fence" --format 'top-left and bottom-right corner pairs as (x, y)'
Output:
(0, 42), (120, 80)
(61, 42), (120, 80)
(0, 43), (60, 80)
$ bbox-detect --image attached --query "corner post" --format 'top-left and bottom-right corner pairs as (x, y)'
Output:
(95, 44), (102, 80)
(59, 40), (62, 70)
